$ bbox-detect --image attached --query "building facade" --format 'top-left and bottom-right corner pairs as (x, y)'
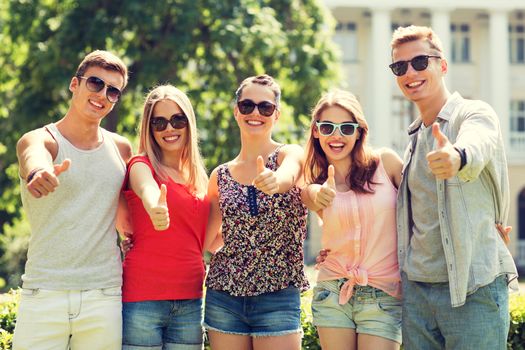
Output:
(306, 0), (525, 269)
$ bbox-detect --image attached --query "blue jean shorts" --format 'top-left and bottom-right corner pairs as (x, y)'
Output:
(203, 286), (302, 337)
(122, 299), (203, 350)
(312, 280), (402, 344)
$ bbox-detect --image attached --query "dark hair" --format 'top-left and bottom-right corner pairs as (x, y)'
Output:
(235, 74), (281, 107)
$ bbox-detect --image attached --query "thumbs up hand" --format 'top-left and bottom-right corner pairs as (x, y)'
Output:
(27, 158), (71, 198)
(314, 165), (337, 209)
(253, 156), (279, 195)
(426, 123), (461, 180)
(148, 184), (170, 231)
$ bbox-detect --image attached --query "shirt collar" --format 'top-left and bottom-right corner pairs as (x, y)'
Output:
(407, 92), (463, 135)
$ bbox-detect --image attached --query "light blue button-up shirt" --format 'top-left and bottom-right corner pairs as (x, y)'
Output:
(397, 92), (519, 307)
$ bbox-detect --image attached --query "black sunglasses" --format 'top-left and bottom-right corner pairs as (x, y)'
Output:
(316, 121), (359, 137)
(150, 114), (188, 132)
(389, 55), (441, 76)
(77, 76), (122, 103)
(237, 99), (277, 117)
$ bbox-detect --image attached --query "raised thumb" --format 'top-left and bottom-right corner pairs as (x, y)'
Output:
(256, 156), (265, 174)
(326, 164), (336, 189)
(158, 184), (167, 206)
(54, 158), (71, 176)
(432, 123), (448, 149)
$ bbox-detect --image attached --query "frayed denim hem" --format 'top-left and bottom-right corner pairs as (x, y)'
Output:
(204, 323), (303, 338)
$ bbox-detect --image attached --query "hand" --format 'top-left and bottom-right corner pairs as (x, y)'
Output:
(27, 159), (71, 198)
(496, 224), (511, 246)
(314, 165), (336, 209)
(253, 156), (279, 195)
(315, 248), (331, 264)
(426, 123), (461, 180)
(120, 237), (133, 256)
(148, 184), (170, 231)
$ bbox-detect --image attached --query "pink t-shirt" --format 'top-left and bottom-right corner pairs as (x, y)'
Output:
(317, 160), (401, 304)
(122, 156), (210, 302)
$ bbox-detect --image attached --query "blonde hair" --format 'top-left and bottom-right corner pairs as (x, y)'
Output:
(391, 25), (444, 56)
(139, 85), (208, 196)
(75, 50), (128, 89)
(304, 89), (378, 193)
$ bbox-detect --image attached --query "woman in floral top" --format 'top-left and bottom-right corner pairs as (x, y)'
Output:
(203, 74), (309, 350)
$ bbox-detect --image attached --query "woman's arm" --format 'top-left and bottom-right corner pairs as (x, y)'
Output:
(203, 168), (224, 253)
(129, 162), (169, 231)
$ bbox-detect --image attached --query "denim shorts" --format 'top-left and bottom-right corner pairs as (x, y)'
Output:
(312, 280), (402, 344)
(401, 273), (509, 350)
(203, 286), (302, 337)
(122, 299), (203, 350)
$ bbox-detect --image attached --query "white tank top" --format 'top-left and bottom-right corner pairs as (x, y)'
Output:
(20, 123), (125, 290)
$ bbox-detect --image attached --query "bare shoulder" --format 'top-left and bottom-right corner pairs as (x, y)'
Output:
(17, 127), (57, 155)
(378, 147), (403, 187)
(279, 143), (304, 155)
(109, 132), (133, 163)
(277, 143), (304, 162)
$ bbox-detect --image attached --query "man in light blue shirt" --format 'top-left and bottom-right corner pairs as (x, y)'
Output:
(390, 25), (518, 349)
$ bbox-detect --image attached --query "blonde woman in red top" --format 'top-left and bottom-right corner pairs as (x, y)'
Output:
(121, 85), (209, 350)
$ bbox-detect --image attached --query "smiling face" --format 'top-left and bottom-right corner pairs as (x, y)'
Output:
(314, 105), (360, 165)
(69, 66), (124, 123)
(150, 99), (188, 157)
(234, 83), (280, 136)
(392, 39), (447, 105)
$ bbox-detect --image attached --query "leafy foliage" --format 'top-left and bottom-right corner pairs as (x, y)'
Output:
(0, 0), (340, 289)
(508, 293), (525, 350)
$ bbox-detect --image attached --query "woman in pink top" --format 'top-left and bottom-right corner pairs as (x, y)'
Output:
(302, 90), (403, 350)
(121, 85), (209, 350)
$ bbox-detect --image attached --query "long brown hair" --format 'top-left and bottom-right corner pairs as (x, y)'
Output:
(304, 90), (378, 193)
(139, 85), (208, 196)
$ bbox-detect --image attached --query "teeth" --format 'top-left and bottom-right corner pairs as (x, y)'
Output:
(329, 142), (345, 147)
(164, 135), (180, 141)
(89, 100), (103, 108)
(247, 120), (263, 126)
(407, 81), (423, 88)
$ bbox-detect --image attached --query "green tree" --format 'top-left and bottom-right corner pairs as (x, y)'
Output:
(0, 0), (340, 290)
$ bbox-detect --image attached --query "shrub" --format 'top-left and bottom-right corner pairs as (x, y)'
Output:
(508, 293), (525, 350)
(0, 290), (18, 350)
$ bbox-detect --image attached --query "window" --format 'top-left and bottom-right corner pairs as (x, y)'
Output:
(391, 96), (417, 155)
(451, 24), (471, 62)
(509, 24), (525, 63)
(510, 100), (525, 151)
(334, 22), (358, 62)
(519, 189), (525, 240)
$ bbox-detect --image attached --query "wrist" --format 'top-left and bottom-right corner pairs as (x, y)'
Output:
(26, 167), (44, 183)
(454, 147), (467, 171)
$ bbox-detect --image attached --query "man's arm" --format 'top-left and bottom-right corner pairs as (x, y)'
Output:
(16, 128), (68, 198)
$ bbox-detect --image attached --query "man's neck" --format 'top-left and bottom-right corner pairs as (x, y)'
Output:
(417, 88), (451, 127)
(57, 110), (103, 150)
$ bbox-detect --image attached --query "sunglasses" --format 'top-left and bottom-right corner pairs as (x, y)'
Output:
(316, 121), (359, 137)
(77, 76), (122, 103)
(150, 114), (188, 132)
(389, 55), (441, 76)
(237, 99), (277, 117)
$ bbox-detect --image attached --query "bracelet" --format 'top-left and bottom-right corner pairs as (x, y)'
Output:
(26, 168), (44, 183)
(454, 147), (467, 171)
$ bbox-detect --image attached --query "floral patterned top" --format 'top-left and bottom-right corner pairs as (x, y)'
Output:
(205, 145), (310, 296)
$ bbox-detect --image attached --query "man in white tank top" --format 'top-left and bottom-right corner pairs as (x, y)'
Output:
(13, 50), (132, 350)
